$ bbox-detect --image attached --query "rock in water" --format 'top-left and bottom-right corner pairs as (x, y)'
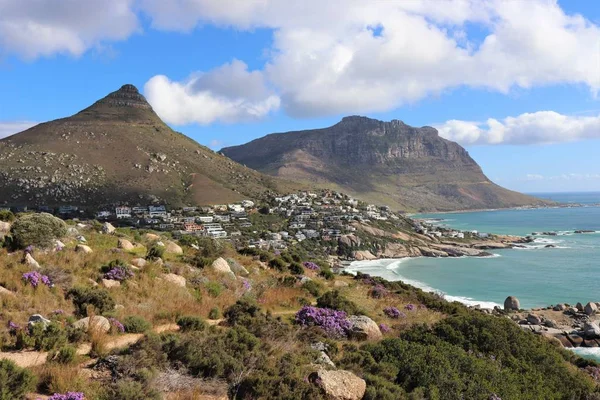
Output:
(309, 370), (366, 400)
(504, 296), (520, 311)
(347, 315), (382, 340)
(585, 302), (598, 316)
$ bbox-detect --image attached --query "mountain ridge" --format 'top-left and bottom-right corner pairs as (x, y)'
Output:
(0, 85), (294, 207)
(221, 116), (545, 212)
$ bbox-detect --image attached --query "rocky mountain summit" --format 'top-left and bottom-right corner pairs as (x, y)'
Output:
(222, 116), (546, 211)
(0, 85), (292, 207)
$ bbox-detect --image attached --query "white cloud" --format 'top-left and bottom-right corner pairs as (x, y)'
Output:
(0, 121), (37, 139)
(436, 111), (600, 145)
(144, 60), (280, 125)
(0, 0), (138, 59)
(520, 173), (600, 182)
(139, 0), (600, 117)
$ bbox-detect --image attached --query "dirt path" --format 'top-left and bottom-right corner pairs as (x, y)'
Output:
(0, 323), (181, 368)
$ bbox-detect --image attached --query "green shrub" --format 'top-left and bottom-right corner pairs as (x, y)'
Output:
(0, 359), (36, 400)
(289, 262), (304, 275)
(176, 316), (207, 332)
(52, 345), (77, 364)
(224, 299), (261, 326)
(29, 322), (67, 351)
(209, 307), (221, 320)
(319, 267), (335, 280)
(317, 290), (362, 315)
(122, 316), (152, 333)
(67, 286), (116, 317)
(9, 212), (67, 249)
(205, 281), (223, 298)
(145, 245), (164, 260)
(108, 380), (161, 400)
(302, 280), (323, 297)
(269, 257), (287, 272)
(0, 210), (14, 222)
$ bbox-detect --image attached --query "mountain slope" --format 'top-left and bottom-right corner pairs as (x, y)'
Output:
(0, 85), (292, 207)
(222, 116), (545, 211)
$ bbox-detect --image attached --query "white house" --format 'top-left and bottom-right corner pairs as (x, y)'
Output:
(116, 207), (132, 219)
(149, 205), (167, 217)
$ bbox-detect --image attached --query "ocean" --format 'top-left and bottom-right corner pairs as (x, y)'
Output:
(346, 192), (600, 360)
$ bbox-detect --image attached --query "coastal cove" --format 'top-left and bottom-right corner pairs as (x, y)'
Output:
(347, 192), (600, 310)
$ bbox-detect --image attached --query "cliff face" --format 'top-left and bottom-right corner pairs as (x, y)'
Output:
(0, 85), (289, 207)
(222, 116), (544, 212)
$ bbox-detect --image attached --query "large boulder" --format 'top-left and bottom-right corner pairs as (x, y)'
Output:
(74, 316), (111, 333)
(339, 234), (361, 247)
(309, 370), (366, 400)
(28, 314), (51, 329)
(161, 273), (186, 287)
(585, 302), (598, 316)
(526, 314), (542, 325)
(117, 238), (135, 251)
(0, 286), (16, 297)
(102, 279), (121, 288)
(504, 296), (520, 311)
(144, 233), (160, 241)
(584, 322), (600, 339)
(76, 244), (93, 254)
(131, 258), (147, 268)
(353, 251), (376, 261)
(212, 257), (234, 276)
(102, 222), (116, 234)
(165, 241), (183, 255)
(347, 315), (382, 341)
(576, 302), (584, 312)
(227, 258), (249, 276)
(24, 253), (40, 269)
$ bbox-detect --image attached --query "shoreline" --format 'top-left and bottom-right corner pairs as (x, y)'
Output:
(406, 201), (600, 217)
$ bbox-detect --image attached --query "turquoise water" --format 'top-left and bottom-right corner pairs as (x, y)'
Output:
(348, 192), (600, 309)
(348, 192), (600, 361)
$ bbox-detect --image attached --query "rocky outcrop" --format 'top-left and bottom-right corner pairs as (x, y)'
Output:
(24, 253), (40, 269)
(309, 370), (366, 400)
(504, 296), (520, 311)
(339, 234), (361, 247)
(131, 258), (147, 268)
(347, 315), (382, 341)
(227, 258), (249, 276)
(212, 257), (235, 277)
(353, 251), (377, 261)
(585, 302), (598, 316)
(102, 222), (115, 234)
(102, 279), (121, 288)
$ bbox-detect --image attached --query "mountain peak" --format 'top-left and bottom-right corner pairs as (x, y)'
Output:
(94, 84), (153, 110)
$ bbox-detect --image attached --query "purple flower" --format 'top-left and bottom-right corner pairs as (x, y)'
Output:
(104, 266), (133, 281)
(303, 262), (320, 271)
(52, 309), (65, 315)
(295, 306), (351, 338)
(47, 392), (85, 400)
(22, 271), (51, 288)
(8, 321), (19, 331)
(370, 284), (388, 299)
(108, 318), (125, 333)
(241, 279), (251, 292)
(379, 323), (391, 333)
(24, 245), (34, 255)
(404, 304), (415, 311)
(383, 306), (406, 319)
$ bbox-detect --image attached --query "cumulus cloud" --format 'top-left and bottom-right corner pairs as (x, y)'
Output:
(0, 121), (37, 139)
(144, 60), (280, 125)
(0, 0), (138, 59)
(436, 111), (600, 145)
(139, 0), (600, 117)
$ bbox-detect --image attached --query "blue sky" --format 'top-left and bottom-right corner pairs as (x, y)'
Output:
(1, 0), (599, 193)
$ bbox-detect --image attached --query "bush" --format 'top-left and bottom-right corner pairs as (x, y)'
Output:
(319, 267), (335, 280)
(9, 213), (67, 249)
(269, 257), (287, 272)
(302, 280), (323, 297)
(109, 380), (161, 400)
(224, 299), (261, 326)
(122, 316), (152, 333)
(102, 259), (134, 281)
(0, 359), (36, 399)
(205, 281), (223, 298)
(176, 316), (207, 332)
(0, 210), (14, 222)
(289, 262), (304, 275)
(67, 287), (116, 317)
(317, 290), (362, 315)
(209, 307), (220, 320)
(52, 345), (77, 365)
(29, 322), (67, 351)
(145, 245), (164, 260)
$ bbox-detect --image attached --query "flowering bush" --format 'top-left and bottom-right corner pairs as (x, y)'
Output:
(47, 392), (85, 400)
(241, 278), (252, 292)
(405, 304), (415, 311)
(369, 284), (388, 298)
(383, 306), (406, 319)
(22, 271), (51, 288)
(295, 306), (351, 338)
(109, 318), (125, 333)
(103, 265), (133, 281)
(379, 323), (391, 333)
(8, 321), (19, 331)
(303, 261), (320, 271)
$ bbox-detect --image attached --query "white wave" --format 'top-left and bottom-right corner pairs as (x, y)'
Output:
(569, 347), (600, 361)
(347, 258), (501, 309)
(533, 238), (562, 244)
